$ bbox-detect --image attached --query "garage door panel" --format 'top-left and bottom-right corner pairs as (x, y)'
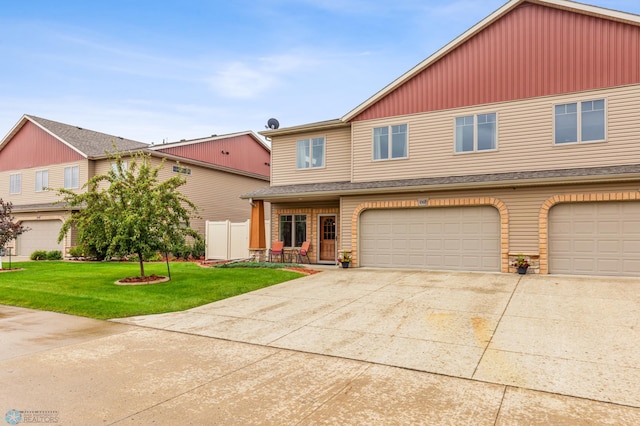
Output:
(574, 221), (595, 234)
(574, 240), (596, 253)
(623, 259), (640, 274)
(623, 240), (640, 253)
(360, 207), (500, 271)
(598, 221), (619, 234)
(597, 240), (620, 254)
(623, 221), (640, 235)
(597, 259), (621, 274)
(549, 202), (640, 276)
(409, 238), (425, 250)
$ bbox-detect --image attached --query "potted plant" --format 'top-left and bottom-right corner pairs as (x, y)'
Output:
(338, 250), (352, 268)
(513, 254), (530, 274)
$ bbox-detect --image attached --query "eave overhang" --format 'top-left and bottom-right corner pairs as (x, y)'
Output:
(259, 119), (349, 138)
(242, 165), (640, 202)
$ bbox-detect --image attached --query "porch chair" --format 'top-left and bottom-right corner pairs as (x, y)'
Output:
(296, 241), (311, 264)
(268, 241), (285, 263)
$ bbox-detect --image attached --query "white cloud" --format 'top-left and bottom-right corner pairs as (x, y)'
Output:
(205, 51), (319, 99)
(206, 62), (279, 99)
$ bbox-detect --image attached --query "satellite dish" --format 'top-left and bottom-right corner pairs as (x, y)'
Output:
(267, 118), (280, 130)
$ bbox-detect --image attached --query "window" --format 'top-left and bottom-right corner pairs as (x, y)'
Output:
(35, 170), (48, 192)
(279, 214), (306, 247)
(9, 174), (21, 194)
(172, 165), (192, 175)
(455, 113), (496, 153)
(555, 99), (605, 144)
(111, 161), (128, 178)
(64, 166), (79, 189)
(373, 124), (407, 160)
(297, 137), (325, 169)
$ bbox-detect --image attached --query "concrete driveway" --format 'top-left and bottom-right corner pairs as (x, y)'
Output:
(2, 269), (639, 424)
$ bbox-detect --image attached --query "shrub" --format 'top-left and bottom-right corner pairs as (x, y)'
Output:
(192, 238), (206, 259)
(30, 250), (48, 261)
(46, 250), (63, 260)
(127, 251), (162, 262)
(171, 243), (192, 260)
(68, 246), (84, 258)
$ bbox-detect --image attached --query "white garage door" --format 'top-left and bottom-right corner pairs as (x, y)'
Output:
(549, 202), (640, 276)
(16, 220), (64, 256)
(360, 207), (500, 271)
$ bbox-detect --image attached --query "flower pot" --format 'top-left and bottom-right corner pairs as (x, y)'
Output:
(517, 266), (528, 275)
(342, 262), (350, 268)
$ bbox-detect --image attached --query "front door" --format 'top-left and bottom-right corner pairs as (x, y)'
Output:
(319, 215), (336, 263)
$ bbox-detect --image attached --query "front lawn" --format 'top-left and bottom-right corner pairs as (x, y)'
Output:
(0, 261), (303, 319)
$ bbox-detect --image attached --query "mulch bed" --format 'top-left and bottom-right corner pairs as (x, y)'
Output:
(115, 274), (169, 285)
(285, 267), (321, 275)
(119, 274), (166, 283)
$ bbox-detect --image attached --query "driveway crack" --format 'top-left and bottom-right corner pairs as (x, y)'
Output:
(471, 275), (523, 379)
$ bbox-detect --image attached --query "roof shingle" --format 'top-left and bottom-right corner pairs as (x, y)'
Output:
(27, 115), (148, 157)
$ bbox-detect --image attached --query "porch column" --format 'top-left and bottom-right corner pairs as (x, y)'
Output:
(249, 200), (266, 260)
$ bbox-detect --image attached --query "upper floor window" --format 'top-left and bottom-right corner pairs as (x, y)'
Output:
(297, 137), (325, 169)
(172, 165), (192, 175)
(64, 166), (79, 189)
(554, 99), (606, 144)
(111, 161), (128, 178)
(35, 170), (49, 192)
(279, 214), (306, 248)
(455, 113), (497, 153)
(373, 124), (408, 160)
(9, 174), (21, 194)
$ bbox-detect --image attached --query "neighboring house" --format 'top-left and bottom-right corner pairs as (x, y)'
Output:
(0, 115), (270, 256)
(244, 0), (640, 276)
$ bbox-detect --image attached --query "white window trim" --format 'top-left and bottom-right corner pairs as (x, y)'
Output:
(9, 173), (21, 195)
(553, 98), (607, 146)
(296, 136), (326, 170)
(64, 166), (79, 189)
(35, 169), (49, 192)
(372, 124), (409, 161)
(453, 112), (498, 154)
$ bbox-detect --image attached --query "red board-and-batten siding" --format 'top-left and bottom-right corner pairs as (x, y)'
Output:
(155, 134), (270, 178)
(0, 121), (83, 171)
(352, 3), (640, 122)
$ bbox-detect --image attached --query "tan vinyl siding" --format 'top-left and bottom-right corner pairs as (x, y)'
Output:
(271, 126), (351, 186)
(93, 158), (268, 237)
(352, 84), (640, 183)
(339, 181), (640, 256)
(0, 160), (89, 205)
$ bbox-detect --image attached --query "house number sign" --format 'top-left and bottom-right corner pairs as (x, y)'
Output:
(417, 198), (428, 207)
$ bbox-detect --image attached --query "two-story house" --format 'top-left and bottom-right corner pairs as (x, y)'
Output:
(0, 114), (270, 256)
(244, 0), (640, 276)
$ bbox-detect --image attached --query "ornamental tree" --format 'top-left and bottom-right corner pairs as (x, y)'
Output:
(0, 199), (29, 269)
(57, 149), (200, 278)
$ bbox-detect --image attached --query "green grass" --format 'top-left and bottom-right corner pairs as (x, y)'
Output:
(0, 261), (303, 320)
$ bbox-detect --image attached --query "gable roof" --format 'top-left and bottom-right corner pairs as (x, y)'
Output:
(26, 115), (148, 157)
(149, 131), (270, 153)
(341, 0), (640, 122)
(0, 114), (148, 159)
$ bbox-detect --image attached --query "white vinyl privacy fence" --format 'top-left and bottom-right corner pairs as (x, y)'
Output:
(205, 220), (270, 260)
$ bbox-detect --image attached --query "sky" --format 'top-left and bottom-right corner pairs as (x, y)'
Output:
(2, 0), (640, 145)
